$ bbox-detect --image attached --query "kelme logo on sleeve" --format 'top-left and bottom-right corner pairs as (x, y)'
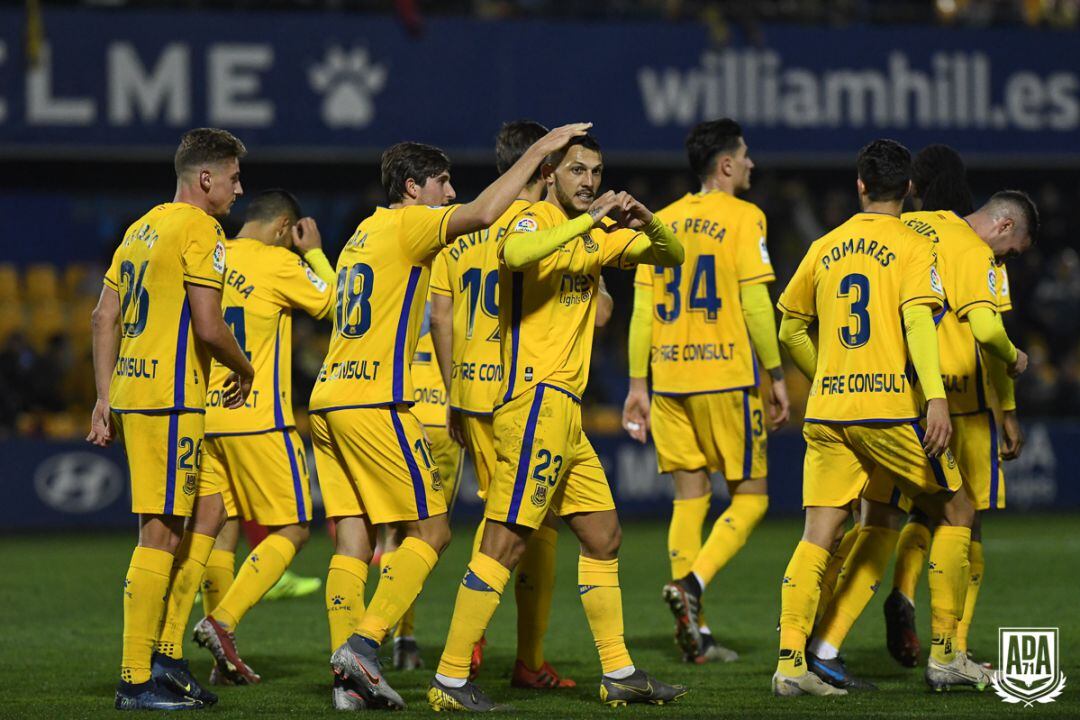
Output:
(992, 627), (1067, 706)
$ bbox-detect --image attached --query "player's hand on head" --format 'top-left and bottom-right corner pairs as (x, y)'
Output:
(922, 398), (952, 458)
(291, 217), (322, 253)
(587, 191), (620, 226)
(533, 122), (593, 156)
(622, 386), (651, 444)
(1008, 348), (1028, 377)
(768, 376), (791, 430)
(86, 398), (115, 447)
(1001, 410), (1025, 460)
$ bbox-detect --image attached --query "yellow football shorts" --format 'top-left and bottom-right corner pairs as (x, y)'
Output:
(486, 384), (615, 530)
(113, 410), (205, 517)
(875, 411), (1005, 512)
(199, 429), (313, 525)
(424, 423), (464, 513)
(651, 388), (767, 480)
(461, 412), (495, 500)
(804, 421), (962, 509)
(310, 406), (448, 524)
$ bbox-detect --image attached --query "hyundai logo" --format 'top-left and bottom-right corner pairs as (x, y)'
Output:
(34, 452), (124, 514)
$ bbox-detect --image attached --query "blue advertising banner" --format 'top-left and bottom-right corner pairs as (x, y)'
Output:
(1, 421), (1075, 531)
(0, 10), (1077, 162)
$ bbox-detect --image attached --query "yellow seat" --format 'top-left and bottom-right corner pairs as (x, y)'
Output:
(26, 302), (66, 351)
(25, 264), (60, 303)
(0, 264), (19, 302)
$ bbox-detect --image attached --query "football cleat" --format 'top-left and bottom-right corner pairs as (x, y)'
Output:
(469, 636), (486, 681)
(393, 637), (424, 671)
(884, 589), (920, 668)
(263, 569), (322, 601)
(192, 616), (261, 685)
(684, 633), (739, 664)
(925, 651), (993, 692)
(331, 675), (368, 711)
(427, 676), (500, 712)
(151, 652), (218, 705)
(599, 669), (688, 707)
(510, 659), (576, 689)
(115, 679), (204, 711)
(771, 670), (848, 697)
(330, 638), (405, 710)
(806, 652), (877, 691)
(207, 661), (237, 686)
(662, 576), (703, 658)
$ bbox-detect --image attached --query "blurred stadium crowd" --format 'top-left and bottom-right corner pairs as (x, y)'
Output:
(3, 165), (1076, 438)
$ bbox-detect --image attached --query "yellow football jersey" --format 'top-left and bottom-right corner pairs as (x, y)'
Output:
(309, 204), (459, 412)
(205, 238), (334, 434)
(996, 264), (1012, 313)
(902, 211), (1000, 415)
(410, 294), (450, 426)
(104, 202), (226, 413)
(777, 212), (944, 423)
(497, 200), (642, 404)
(634, 191), (774, 395)
(430, 200), (528, 414)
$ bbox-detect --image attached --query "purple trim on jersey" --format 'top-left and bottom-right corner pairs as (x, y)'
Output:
(742, 389), (753, 479)
(988, 412), (1001, 508)
(804, 416), (921, 425)
(888, 485), (903, 508)
(538, 382), (581, 404)
(164, 412), (179, 515)
(652, 384), (755, 398)
(272, 317), (286, 428)
(933, 300), (951, 326)
(173, 300), (191, 408)
(281, 429), (307, 523)
(502, 272), (524, 404)
(911, 422), (949, 488)
(390, 406), (428, 519)
(393, 267), (423, 404)
(506, 384), (545, 525)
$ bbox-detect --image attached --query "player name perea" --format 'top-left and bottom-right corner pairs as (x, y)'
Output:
(115, 355), (159, 378)
(667, 217), (727, 242)
(818, 372), (908, 394)
(821, 237), (897, 270)
(224, 267), (255, 299)
(317, 360), (381, 382)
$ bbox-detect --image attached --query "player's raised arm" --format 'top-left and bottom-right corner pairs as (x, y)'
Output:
(87, 285), (121, 447)
(188, 283), (254, 409)
(446, 122), (592, 242)
(291, 217), (337, 289)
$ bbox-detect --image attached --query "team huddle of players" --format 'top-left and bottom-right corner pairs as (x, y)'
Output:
(87, 116), (1037, 711)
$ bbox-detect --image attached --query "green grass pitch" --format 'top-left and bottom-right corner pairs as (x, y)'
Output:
(2, 515), (1077, 718)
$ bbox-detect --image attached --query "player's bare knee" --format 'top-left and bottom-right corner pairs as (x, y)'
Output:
(478, 520), (528, 568)
(581, 521), (621, 560)
(273, 522), (310, 549)
(411, 514), (452, 554)
(802, 505), (850, 548)
(861, 498), (904, 530)
(940, 490), (975, 528)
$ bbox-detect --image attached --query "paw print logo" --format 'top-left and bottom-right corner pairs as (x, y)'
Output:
(331, 595), (344, 606)
(309, 47), (387, 129)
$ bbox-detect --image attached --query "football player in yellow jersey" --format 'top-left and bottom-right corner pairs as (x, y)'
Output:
(804, 168), (1036, 691)
(87, 129), (254, 710)
(429, 134), (689, 711)
(309, 124), (591, 710)
(622, 119), (790, 665)
(429, 120), (590, 689)
(176, 190), (335, 685)
(772, 139), (978, 697)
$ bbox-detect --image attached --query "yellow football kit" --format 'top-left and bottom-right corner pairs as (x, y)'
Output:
(104, 202), (226, 516)
(429, 201), (527, 497)
(198, 238), (333, 525)
(409, 294), (464, 508)
(310, 205), (460, 523)
(899, 210), (1009, 510)
(777, 212), (961, 507)
(485, 201), (642, 529)
(639, 191), (774, 478)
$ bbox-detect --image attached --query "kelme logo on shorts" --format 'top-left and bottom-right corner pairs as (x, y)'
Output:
(992, 627), (1067, 706)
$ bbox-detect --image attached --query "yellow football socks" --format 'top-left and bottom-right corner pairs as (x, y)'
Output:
(200, 549), (235, 617)
(816, 523), (860, 623)
(121, 546), (174, 684)
(691, 493), (768, 586)
(777, 540), (830, 677)
(326, 554), (368, 651)
(668, 494), (710, 579)
(956, 540), (984, 654)
(578, 556), (633, 675)
(156, 531), (215, 659)
(928, 525), (972, 664)
(515, 525), (557, 670)
(379, 551), (418, 640)
(356, 537), (438, 644)
(436, 552), (510, 679)
(817, 526), (900, 651)
(213, 534), (296, 631)
(893, 520), (932, 602)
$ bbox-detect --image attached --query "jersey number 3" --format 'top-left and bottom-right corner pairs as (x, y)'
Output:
(837, 273), (870, 349)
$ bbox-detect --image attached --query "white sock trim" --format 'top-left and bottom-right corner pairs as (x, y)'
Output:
(435, 673), (466, 688)
(692, 572), (706, 594)
(807, 637), (839, 660)
(604, 664), (636, 680)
